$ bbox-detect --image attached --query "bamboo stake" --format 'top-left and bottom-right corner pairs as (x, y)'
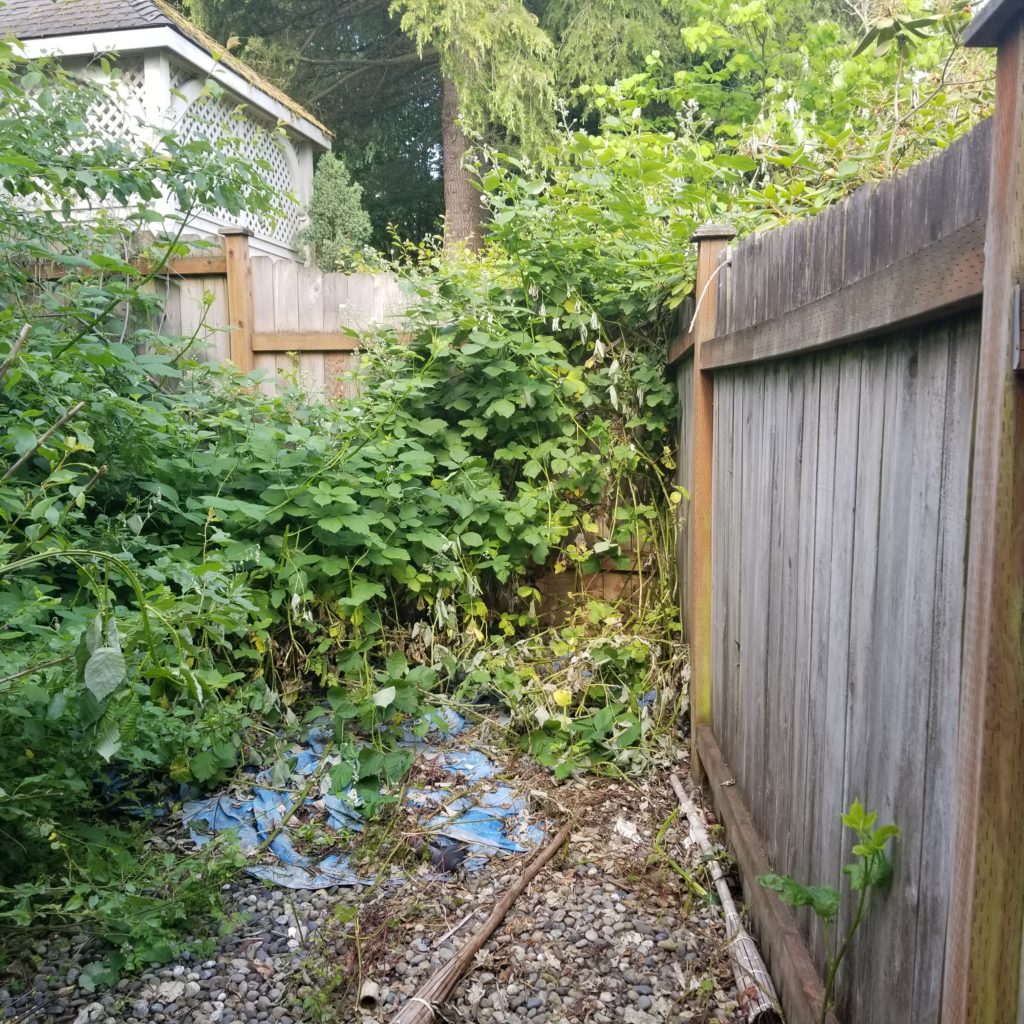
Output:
(670, 774), (781, 1024)
(389, 819), (573, 1023)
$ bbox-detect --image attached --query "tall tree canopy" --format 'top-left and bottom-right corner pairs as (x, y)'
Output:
(390, 0), (554, 247)
(183, 0), (982, 250)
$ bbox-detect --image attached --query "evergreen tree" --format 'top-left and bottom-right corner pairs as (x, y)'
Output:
(183, 0), (443, 249)
(299, 152), (373, 270)
(390, 0), (554, 249)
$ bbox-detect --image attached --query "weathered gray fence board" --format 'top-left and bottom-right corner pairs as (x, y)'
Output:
(746, 370), (773, 799)
(913, 323), (978, 1004)
(678, 117), (999, 1024)
(788, 357), (820, 941)
(708, 314), (979, 1024)
(815, 354), (855, 958)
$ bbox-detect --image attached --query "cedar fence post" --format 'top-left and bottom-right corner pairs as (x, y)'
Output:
(220, 226), (255, 374)
(688, 224), (734, 783)
(943, 4), (1024, 1021)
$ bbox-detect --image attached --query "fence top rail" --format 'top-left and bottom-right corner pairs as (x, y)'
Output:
(701, 215), (985, 370)
(718, 118), (991, 341)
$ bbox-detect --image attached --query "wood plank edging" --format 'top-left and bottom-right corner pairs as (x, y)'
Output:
(695, 725), (838, 1024)
(252, 332), (362, 352)
(702, 218), (986, 370)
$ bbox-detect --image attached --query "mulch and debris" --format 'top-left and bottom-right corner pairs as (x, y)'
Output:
(1, 722), (747, 1024)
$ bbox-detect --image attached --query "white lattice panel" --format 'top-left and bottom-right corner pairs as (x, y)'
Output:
(176, 86), (303, 249)
(18, 59), (151, 216)
(170, 64), (195, 94)
(87, 58), (147, 144)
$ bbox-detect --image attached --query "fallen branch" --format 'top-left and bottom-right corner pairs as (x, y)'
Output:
(390, 818), (573, 1023)
(670, 773), (781, 1024)
(0, 655), (73, 688)
(1, 401), (86, 481)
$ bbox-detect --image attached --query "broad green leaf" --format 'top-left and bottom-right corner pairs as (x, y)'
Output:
(95, 726), (121, 762)
(415, 418), (448, 436)
(338, 578), (385, 608)
(84, 647), (126, 701)
(760, 874), (840, 923)
(190, 750), (219, 782)
(487, 398), (517, 418)
(330, 762), (354, 793)
(372, 685), (396, 707)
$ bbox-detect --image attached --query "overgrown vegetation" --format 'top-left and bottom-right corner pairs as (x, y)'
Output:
(0, 0), (990, 987)
(0, 37), (681, 977)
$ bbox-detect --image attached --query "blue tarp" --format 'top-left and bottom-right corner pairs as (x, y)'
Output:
(181, 709), (545, 889)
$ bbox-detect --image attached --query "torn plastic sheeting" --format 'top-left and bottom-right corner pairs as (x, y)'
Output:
(413, 785), (545, 853)
(418, 748), (495, 783)
(182, 794), (260, 853)
(247, 853), (363, 889)
(182, 786), (367, 890)
(399, 706), (468, 745)
(180, 713), (545, 890)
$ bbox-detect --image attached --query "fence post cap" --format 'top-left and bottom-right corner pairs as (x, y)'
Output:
(218, 225), (254, 237)
(691, 223), (736, 242)
(963, 0), (1024, 47)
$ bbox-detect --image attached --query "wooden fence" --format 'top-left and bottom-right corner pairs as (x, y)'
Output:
(669, 6), (1024, 1023)
(149, 227), (407, 398)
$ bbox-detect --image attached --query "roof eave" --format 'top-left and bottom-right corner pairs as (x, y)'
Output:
(18, 26), (332, 148)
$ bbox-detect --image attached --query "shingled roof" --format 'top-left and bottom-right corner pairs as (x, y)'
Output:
(0, 0), (173, 41)
(0, 0), (330, 136)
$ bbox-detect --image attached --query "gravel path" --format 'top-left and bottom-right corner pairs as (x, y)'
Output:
(2, 754), (746, 1024)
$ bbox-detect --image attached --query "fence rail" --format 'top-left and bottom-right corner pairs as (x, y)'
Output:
(669, 9), (1024, 1021)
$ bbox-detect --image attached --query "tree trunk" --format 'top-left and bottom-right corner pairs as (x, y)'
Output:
(441, 74), (484, 251)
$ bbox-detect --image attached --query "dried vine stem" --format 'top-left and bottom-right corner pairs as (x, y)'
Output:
(0, 324), (30, 383)
(669, 774), (781, 1024)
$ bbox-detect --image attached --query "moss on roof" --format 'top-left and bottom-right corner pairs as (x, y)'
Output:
(152, 0), (331, 137)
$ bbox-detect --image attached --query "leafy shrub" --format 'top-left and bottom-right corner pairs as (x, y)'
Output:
(0, 42), (679, 972)
(761, 801), (899, 1024)
(0, 42), (281, 966)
